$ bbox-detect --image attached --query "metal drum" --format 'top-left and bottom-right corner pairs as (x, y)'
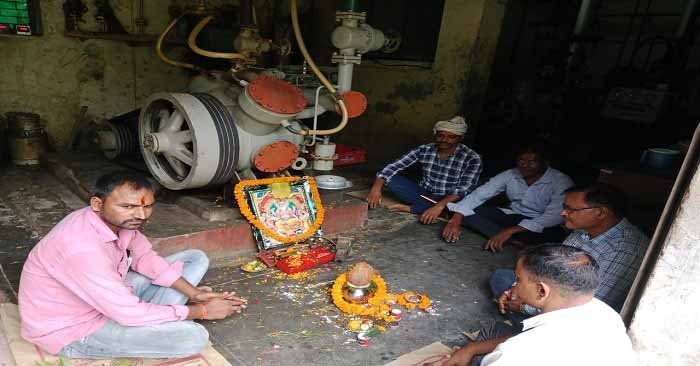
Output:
(7, 112), (45, 166)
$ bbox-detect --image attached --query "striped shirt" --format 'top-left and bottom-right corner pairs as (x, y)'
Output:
(376, 143), (482, 197)
(564, 218), (650, 311)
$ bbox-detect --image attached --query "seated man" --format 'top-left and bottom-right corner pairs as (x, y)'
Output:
(367, 116), (482, 224)
(442, 145), (573, 251)
(18, 171), (247, 359)
(440, 245), (636, 366)
(490, 183), (650, 313)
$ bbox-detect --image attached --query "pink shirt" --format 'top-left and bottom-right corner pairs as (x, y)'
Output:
(18, 207), (189, 354)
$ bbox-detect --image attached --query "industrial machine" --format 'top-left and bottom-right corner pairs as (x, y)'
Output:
(93, 0), (399, 191)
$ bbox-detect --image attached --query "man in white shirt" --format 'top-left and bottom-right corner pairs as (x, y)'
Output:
(443, 145), (573, 251)
(438, 245), (635, 366)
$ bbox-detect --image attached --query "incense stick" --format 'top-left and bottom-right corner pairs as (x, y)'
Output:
(419, 194), (438, 204)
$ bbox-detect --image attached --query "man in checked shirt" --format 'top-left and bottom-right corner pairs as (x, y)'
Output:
(491, 183), (650, 315)
(366, 116), (482, 224)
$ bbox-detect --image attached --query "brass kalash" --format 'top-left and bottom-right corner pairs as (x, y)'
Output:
(342, 262), (376, 304)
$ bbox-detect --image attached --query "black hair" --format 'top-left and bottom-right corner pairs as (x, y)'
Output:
(93, 171), (154, 199)
(520, 245), (600, 298)
(566, 183), (628, 218)
(516, 142), (551, 163)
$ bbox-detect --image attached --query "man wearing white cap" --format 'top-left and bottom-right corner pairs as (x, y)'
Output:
(367, 116), (482, 224)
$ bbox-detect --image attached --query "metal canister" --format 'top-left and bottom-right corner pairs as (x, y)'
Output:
(7, 112), (45, 166)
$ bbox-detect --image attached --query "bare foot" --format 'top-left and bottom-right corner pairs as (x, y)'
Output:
(388, 203), (411, 213)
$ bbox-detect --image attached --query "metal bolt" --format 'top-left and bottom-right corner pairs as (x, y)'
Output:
(143, 134), (157, 151)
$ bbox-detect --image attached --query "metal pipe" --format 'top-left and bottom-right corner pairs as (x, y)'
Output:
(567, 0), (597, 70)
(677, 0), (699, 39)
(135, 0), (146, 35)
(290, 0), (349, 136)
(615, 0), (643, 67)
(337, 63), (354, 94)
(622, 122), (700, 325)
(308, 85), (326, 146)
(574, 0), (595, 35)
(598, 12), (680, 17)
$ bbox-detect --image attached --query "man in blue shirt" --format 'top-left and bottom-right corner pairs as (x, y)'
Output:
(367, 116), (482, 224)
(442, 145), (573, 251)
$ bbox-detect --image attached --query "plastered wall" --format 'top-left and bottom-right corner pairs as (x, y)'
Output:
(339, 0), (505, 166)
(0, 0), (191, 149)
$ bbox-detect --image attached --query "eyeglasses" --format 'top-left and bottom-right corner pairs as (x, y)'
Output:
(562, 204), (600, 213)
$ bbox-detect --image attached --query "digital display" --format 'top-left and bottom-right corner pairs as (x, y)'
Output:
(0, 0), (32, 35)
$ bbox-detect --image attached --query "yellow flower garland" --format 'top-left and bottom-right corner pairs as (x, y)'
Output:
(397, 291), (432, 311)
(331, 273), (433, 322)
(332, 273), (393, 320)
(234, 176), (325, 244)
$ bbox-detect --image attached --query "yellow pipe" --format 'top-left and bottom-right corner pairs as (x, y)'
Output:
(189, 16), (248, 61)
(290, 0), (349, 136)
(156, 15), (197, 70)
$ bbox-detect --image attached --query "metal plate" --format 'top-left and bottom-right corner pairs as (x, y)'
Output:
(315, 175), (353, 190)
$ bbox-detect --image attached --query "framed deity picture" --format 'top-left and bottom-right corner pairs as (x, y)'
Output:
(238, 177), (320, 251)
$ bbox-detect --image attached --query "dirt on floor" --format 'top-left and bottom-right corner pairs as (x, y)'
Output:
(199, 208), (518, 366)
(0, 163), (521, 366)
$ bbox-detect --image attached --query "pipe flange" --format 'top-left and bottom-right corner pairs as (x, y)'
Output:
(335, 11), (366, 23)
(253, 141), (299, 173)
(246, 75), (307, 115)
(291, 157), (307, 170)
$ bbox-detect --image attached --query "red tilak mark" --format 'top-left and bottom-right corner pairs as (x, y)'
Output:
(140, 196), (145, 205)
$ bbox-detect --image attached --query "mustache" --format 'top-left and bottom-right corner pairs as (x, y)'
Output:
(122, 219), (147, 225)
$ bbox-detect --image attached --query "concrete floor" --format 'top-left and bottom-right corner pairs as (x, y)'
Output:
(201, 209), (518, 366)
(0, 163), (520, 365)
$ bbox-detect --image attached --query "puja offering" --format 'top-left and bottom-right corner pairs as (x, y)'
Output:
(347, 318), (363, 332)
(344, 262), (376, 303)
(255, 242), (335, 274)
(235, 176), (324, 250)
(346, 317), (377, 334)
(397, 291), (432, 311)
(276, 246), (334, 274)
(331, 262), (431, 323)
(356, 332), (370, 346)
(236, 176), (337, 274)
(241, 259), (267, 273)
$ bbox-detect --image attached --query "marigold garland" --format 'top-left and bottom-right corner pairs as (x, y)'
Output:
(332, 273), (393, 321)
(332, 273), (432, 322)
(397, 291), (432, 311)
(234, 176), (325, 244)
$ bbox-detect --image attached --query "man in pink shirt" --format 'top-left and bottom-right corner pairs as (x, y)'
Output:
(18, 171), (247, 358)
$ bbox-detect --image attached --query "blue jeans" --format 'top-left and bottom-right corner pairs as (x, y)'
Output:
(385, 175), (449, 214)
(58, 249), (211, 359)
(462, 206), (567, 245)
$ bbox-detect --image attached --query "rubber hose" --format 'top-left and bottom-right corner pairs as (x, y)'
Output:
(290, 0), (349, 135)
(189, 16), (248, 61)
(156, 15), (197, 70)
